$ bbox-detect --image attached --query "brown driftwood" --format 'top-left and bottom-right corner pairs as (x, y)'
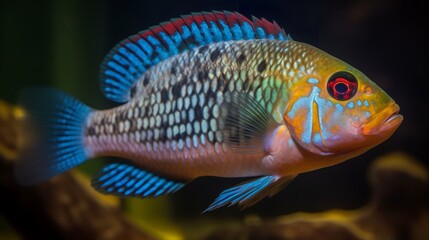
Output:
(0, 100), (156, 240)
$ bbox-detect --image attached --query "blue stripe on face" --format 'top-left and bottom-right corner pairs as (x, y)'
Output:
(347, 101), (355, 109)
(365, 111), (371, 118)
(357, 100), (362, 106)
(307, 78), (319, 84)
(313, 132), (322, 145)
(364, 100), (370, 107)
(288, 87), (321, 144)
(315, 96), (333, 140)
(288, 86), (350, 146)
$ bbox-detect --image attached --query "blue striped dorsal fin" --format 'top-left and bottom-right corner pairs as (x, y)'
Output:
(99, 11), (292, 103)
(92, 163), (185, 198)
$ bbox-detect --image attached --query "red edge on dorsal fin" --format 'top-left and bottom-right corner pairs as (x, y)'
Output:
(201, 11), (224, 37)
(272, 21), (286, 36)
(160, 20), (187, 50)
(212, 10), (229, 30)
(201, 11), (217, 23)
(170, 17), (193, 49)
(234, 12), (254, 27)
(210, 11), (231, 35)
(252, 16), (264, 28)
(110, 12), (289, 53)
(222, 10), (239, 27)
(180, 14), (195, 28)
(138, 29), (153, 39)
(160, 21), (177, 36)
(170, 18), (185, 34)
(190, 12), (206, 25)
(148, 26), (170, 50)
(212, 10), (228, 23)
(261, 18), (276, 34)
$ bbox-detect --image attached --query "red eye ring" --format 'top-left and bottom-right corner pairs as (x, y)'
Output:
(327, 71), (358, 100)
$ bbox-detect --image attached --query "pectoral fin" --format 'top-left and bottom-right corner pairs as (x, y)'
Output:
(204, 175), (296, 212)
(220, 92), (280, 154)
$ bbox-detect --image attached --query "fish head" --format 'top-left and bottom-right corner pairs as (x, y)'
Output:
(283, 42), (403, 157)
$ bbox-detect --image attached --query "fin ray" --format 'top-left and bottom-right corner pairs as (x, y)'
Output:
(92, 163), (186, 198)
(14, 88), (92, 185)
(204, 175), (296, 212)
(220, 92), (280, 154)
(100, 11), (291, 103)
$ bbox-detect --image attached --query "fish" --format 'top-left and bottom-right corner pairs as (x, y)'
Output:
(14, 11), (403, 212)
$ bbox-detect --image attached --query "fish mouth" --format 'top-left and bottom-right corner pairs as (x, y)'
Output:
(360, 103), (403, 136)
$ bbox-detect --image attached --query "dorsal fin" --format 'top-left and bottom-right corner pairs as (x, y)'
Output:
(99, 11), (292, 103)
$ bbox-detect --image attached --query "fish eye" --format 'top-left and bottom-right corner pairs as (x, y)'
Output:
(327, 71), (358, 101)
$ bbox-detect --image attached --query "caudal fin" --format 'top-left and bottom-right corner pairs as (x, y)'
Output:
(15, 88), (92, 185)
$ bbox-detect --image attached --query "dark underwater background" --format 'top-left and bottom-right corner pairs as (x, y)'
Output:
(1, 0), (428, 239)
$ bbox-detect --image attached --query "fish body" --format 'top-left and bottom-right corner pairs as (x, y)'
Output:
(15, 11), (403, 211)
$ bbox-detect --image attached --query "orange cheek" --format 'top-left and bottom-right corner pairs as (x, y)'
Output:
(285, 108), (308, 140)
(331, 125), (341, 135)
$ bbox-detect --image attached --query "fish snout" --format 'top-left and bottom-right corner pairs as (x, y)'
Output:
(360, 103), (403, 136)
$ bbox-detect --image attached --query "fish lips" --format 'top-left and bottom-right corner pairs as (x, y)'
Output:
(360, 103), (403, 136)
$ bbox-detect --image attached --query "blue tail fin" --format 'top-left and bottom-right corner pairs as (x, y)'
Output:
(15, 88), (92, 185)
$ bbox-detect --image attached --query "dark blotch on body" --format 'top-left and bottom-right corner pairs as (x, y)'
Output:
(198, 45), (209, 54)
(130, 85), (137, 98)
(143, 76), (150, 86)
(198, 71), (207, 81)
(194, 105), (203, 121)
(170, 66), (177, 75)
(172, 81), (182, 98)
(243, 79), (249, 90)
(257, 60), (267, 73)
(210, 49), (221, 62)
(87, 127), (95, 136)
(161, 89), (169, 102)
(237, 53), (246, 65)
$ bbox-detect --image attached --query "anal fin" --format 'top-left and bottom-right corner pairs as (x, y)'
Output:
(92, 163), (185, 198)
(204, 175), (296, 212)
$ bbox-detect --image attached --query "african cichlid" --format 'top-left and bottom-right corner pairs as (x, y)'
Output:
(15, 11), (403, 211)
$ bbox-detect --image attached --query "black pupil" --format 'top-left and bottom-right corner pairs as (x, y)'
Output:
(335, 82), (348, 94)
